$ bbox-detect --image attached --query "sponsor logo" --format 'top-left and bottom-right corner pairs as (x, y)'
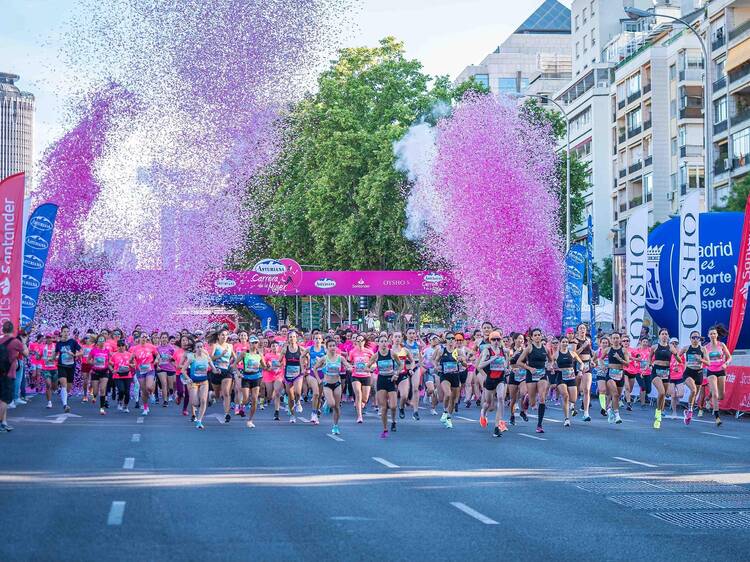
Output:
(566, 264), (583, 281)
(22, 274), (40, 290)
(249, 302), (268, 311)
(23, 255), (44, 270)
(214, 278), (236, 289)
(22, 294), (35, 308)
(646, 245), (664, 311)
(568, 249), (586, 265)
(353, 278), (370, 289)
(25, 235), (49, 251)
(0, 278), (10, 296)
(383, 279), (408, 286)
(314, 278), (336, 289)
(424, 273), (444, 284)
(252, 259), (286, 276)
(20, 313), (31, 326)
(29, 215), (53, 232)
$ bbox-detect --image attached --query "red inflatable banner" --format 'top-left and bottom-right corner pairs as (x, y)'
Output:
(721, 366), (750, 413)
(0, 173), (25, 331)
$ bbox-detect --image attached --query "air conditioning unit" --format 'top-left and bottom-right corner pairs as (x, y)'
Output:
(667, 192), (675, 201)
(724, 158), (731, 170)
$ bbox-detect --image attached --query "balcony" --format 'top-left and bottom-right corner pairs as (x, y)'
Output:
(733, 153), (750, 170)
(715, 157), (731, 175)
(629, 196), (643, 209)
(679, 69), (703, 82)
(679, 107), (703, 119)
(712, 34), (726, 51)
(628, 126), (642, 138)
(680, 183), (688, 196)
(729, 20), (750, 42)
(619, 168), (627, 178)
(618, 133), (626, 144)
(680, 145), (703, 158)
(714, 120), (728, 135)
(643, 83), (651, 95)
(713, 76), (727, 91)
(618, 99), (626, 110)
(627, 90), (641, 104)
(732, 107), (750, 127)
(644, 155), (653, 167)
(619, 202), (627, 212)
(643, 119), (652, 131)
(730, 63), (750, 84)
(628, 161), (643, 174)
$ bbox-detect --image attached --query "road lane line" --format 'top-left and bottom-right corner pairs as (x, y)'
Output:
(450, 502), (498, 525)
(518, 433), (547, 441)
(372, 457), (399, 468)
(613, 456), (658, 468)
(701, 431), (739, 439)
(123, 457), (135, 469)
(327, 433), (344, 442)
(131, 433), (140, 443)
(136, 418), (144, 424)
(107, 501), (126, 525)
(297, 416), (310, 423)
(455, 416), (476, 422)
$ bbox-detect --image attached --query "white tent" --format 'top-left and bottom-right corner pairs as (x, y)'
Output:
(580, 285), (614, 325)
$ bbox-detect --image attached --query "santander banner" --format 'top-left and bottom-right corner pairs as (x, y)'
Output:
(727, 194), (750, 353)
(0, 173), (25, 331)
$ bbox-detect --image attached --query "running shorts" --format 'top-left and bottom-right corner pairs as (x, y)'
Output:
(377, 375), (396, 393)
(484, 375), (504, 391)
(440, 372), (461, 388)
(241, 379), (261, 389)
(683, 369), (703, 386)
(58, 365), (75, 381)
(352, 376), (371, 387)
(90, 369), (111, 381)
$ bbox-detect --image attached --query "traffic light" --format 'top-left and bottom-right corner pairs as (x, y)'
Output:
(358, 296), (369, 310)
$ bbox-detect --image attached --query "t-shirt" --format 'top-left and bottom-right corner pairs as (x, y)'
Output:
(55, 338), (81, 367)
(40, 343), (57, 371)
(111, 351), (133, 378)
(0, 335), (24, 379)
(348, 348), (373, 377)
(156, 345), (176, 372)
(173, 348), (186, 374)
(131, 344), (157, 375)
(89, 347), (110, 371)
(29, 341), (43, 367)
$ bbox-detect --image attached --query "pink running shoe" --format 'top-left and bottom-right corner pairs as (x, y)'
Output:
(535, 426), (544, 434)
(380, 430), (388, 439)
(685, 410), (693, 425)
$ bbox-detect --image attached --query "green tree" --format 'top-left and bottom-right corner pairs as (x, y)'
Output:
(520, 99), (588, 243)
(720, 174), (750, 211)
(592, 256), (613, 300)
(452, 76), (490, 99)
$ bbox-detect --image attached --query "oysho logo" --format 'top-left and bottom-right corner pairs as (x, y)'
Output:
(24, 255), (45, 270)
(22, 294), (35, 308)
(214, 278), (237, 289)
(29, 216), (53, 232)
(253, 259), (286, 276)
(22, 275), (39, 290)
(384, 280), (408, 286)
(314, 278), (336, 289)
(424, 273), (444, 284)
(25, 235), (48, 250)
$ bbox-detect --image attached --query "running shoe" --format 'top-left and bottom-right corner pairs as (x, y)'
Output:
(259, 403), (265, 410)
(653, 418), (661, 429)
(99, 408), (106, 415)
(563, 418), (570, 427)
(64, 405), (71, 413)
(440, 412), (448, 423)
(290, 417), (296, 424)
(273, 411), (280, 421)
(684, 409), (692, 425)
(82, 396), (88, 403)
(479, 415), (488, 428)
(509, 415), (516, 426)
(607, 408), (614, 424)
(356, 415), (363, 424)
(615, 413), (622, 424)
(697, 409), (704, 417)
(498, 421), (508, 432)
(246, 420), (255, 429)
(626, 403), (632, 412)
(716, 416), (722, 427)
(46, 401), (52, 409)
(196, 421), (205, 430)
(412, 412), (420, 421)
(519, 411), (528, 422)
(445, 418), (453, 429)
(390, 421), (397, 432)
(124, 407), (130, 413)
(332, 425), (340, 435)
(380, 430), (388, 439)
(142, 407), (149, 416)
(0, 423), (12, 432)
(430, 408), (438, 416)
(583, 415), (591, 422)
(399, 407), (405, 419)
(475, 399), (481, 407)
(191, 414), (196, 422)
(234, 406), (240, 415)
(224, 413), (231, 424)
(465, 400), (471, 409)
(295, 402), (303, 414)
(571, 408), (578, 417)
(239, 408), (246, 418)
(535, 426), (544, 433)
(600, 408), (607, 417)
(493, 427), (501, 438)
(163, 400), (168, 408)
(117, 403), (123, 411)
(311, 413), (320, 425)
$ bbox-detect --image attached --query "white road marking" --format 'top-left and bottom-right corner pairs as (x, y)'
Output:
(107, 501), (126, 526)
(518, 433), (547, 441)
(46, 413), (82, 424)
(131, 433), (140, 443)
(327, 433), (344, 442)
(701, 431), (739, 440)
(136, 417), (144, 424)
(123, 457), (135, 469)
(372, 457), (399, 468)
(544, 418), (563, 423)
(450, 502), (498, 525)
(455, 416), (476, 422)
(297, 416), (310, 423)
(613, 456), (658, 468)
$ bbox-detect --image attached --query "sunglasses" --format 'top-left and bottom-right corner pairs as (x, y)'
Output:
(446, 337), (455, 341)
(490, 338), (500, 342)
(691, 336), (701, 340)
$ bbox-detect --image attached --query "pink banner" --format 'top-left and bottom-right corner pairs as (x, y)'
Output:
(0, 173), (26, 331)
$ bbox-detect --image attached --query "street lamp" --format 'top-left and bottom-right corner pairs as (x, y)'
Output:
(520, 94), (571, 252)
(624, 6), (713, 211)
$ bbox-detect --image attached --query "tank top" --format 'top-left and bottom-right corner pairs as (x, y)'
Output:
(242, 352), (262, 379)
(284, 346), (302, 378)
(405, 341), (420, 364)
(189, 354), (209, 382)
(324, 355), (342, 378)
(607, 347), (626, 379)
(654, 343), (672, 363)
(527, 344), (547, 371)
(376, 351), (395, 376)
(575, 337), (591, 357)
(395, 346), (409, 373)
(487, 347), (506, 379)
(706, 343), (725, 372)
(557, 350), (574, 380)
(308, 345), (326, 375)
(440, 346), (459, 373)
(684, 345), (704, 371)
(212, 344), (231, 369)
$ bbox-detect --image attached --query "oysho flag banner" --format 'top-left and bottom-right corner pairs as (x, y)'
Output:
(20, 202), (58, 327)
(626, 206), (648, 342)
(562, 244), (586, 332)
(727, 194), (750, 353)
(0, 173), (26, 331)
(587, 215), (597, 346)
(678, 190), (702, 343)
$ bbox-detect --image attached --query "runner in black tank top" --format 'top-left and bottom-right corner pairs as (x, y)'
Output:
(679, 330), (707, 425)
(281, 331), (308, 424)
(518, 328), (550, 433)
(649, 329), (680, 429)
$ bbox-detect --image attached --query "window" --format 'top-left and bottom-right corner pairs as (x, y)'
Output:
(583, 8), (587, 23)
(570, 107), (591, 133)
(732, 127), (750, 161)
(716, 58), (725, 78)
(576, 42), (580, 58)
(678, 124), (686, 147)
(671, 137), (678, 156)
(498, 77), (517, 94)
(583, 34), (588, 52)
(669, 64), (676, 81)
(714, 97), (727, 124)
(686, 56), (704, 70)
(670, 173), (677, 191)
(591, 0), (595, 16)
(473, 74), (490, 89)
(644, 172), (653, 202)
(591, 28), (596, 46)
(626, 73), (641, 96)
(670, 99), (677, 118)
(575, 15), (580, 30)
(627, 108), (642, 131)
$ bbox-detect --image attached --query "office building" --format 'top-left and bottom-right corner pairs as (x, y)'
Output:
(0, 72), (35, 185)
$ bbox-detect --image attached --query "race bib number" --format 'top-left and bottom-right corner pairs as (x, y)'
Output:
(531, 368), (545, 382)
(61, 352), (74, 366)
(139, 363), (151, 374)
(271, 359), (280, 369)
(490, 357), (506, 371)
(286, 365), (301, 377)
(513, 369), (527, 383)
(94, 355), (106, 368)
(655, 368), (669, 379)
(443, 361), (458, 373)
(609, 368), (623, 381)
(377, 360), (393, 375)
(160, 352), (172, 362)
(117, 365), (130, 375)
(354, 361), (367, 374)
(561, 368), (575, 381)
(83, 348), (92, 358)
(687, 358), (701, 370)
(193, 364), (207, 377)
(640, 359), (649, 370)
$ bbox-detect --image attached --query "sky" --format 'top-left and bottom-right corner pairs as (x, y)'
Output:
(1, 0), (572, 160)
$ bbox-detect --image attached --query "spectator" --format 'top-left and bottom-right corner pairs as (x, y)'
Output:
(0, 321), (27, 432)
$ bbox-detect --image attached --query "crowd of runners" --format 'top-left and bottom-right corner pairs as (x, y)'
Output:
(0, 321), (733, 437)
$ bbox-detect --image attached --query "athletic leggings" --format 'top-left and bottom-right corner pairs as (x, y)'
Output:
(116, 379), (132, 406)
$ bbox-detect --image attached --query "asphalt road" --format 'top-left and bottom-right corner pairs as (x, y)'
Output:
(1, 394), (749, 562)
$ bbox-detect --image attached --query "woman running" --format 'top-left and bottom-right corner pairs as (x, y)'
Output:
(238, 335), (264, 428)
(281, 330), (307, 424)
(518, 328), (550, 433)
(367, 335), (401, 437)
(233, 331), (250, 416)
(605, 332), (629, 425)
(477, 330), (508, 437)
(80, 334), (94, 403)
(553, 334), (581, 427)
(208, 329), (236, 423)
(314, 338), (351, 435)
(111, 339), (133, 413)
(349, 334), (374, 423)
(422, 334), (440, 416)
(173, 336), (190, 416)
(156, 332), (176, 408)
(650, 329), (681, 429)
(403, 328), (422, 421)
(88, 334), (112, 415)
(263, 341), (283, 421)
(592, 335), (611, 418)
(179, 340), (215, 430)
(436, 332), (467, 429)
(632, 337), (653, 408)
(680, 330), (707, 425)
(391, 332), (416, 421)
(131, 332), (159, 416)
(621, 335), (639, 411)
(507, 333), (528, 426)
(573, 323), (593, 421)
(705, 325), (732, 426)
(306, 333), (326, 425)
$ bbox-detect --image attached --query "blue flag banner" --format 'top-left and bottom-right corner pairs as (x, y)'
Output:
(20, 203), (58, 328)
(587, 215), (597, 348)
(562, 243), (587, 332)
